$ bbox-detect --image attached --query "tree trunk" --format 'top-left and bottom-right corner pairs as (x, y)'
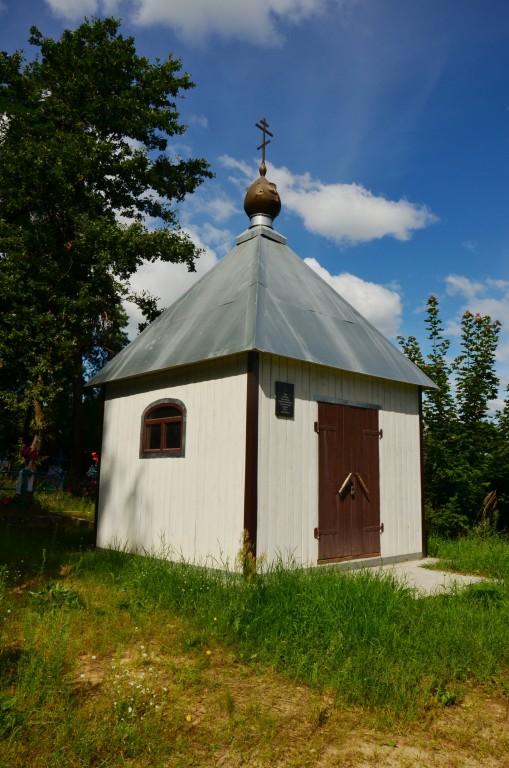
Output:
(70, 347), (84, 489)
(30, 399), (45, 470)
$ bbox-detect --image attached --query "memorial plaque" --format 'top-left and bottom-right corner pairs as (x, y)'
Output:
(275, 381), (294, 418)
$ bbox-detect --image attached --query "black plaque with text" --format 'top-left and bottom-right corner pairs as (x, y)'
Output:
(275, 381), (294, 418)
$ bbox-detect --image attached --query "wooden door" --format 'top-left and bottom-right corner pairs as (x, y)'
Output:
(316, 402), (381, 562)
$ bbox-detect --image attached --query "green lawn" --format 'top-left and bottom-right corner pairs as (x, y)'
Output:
(1, 523), (508, 766)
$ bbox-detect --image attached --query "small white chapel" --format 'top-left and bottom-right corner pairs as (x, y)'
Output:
(87, 119), (435, 568)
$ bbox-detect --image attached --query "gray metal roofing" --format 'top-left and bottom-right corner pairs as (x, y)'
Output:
(87, 223), (436, 389)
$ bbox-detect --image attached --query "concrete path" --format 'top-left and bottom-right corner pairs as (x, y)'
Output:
(377, 557), (487, 596)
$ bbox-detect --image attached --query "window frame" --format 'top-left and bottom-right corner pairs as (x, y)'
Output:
(140, 398), (186, 458)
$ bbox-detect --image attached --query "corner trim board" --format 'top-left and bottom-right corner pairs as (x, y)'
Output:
(244, 351), (259, 555)
(93, 384), (106, 549)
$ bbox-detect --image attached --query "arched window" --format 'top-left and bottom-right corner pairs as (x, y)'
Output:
(140, 399), (186, 458)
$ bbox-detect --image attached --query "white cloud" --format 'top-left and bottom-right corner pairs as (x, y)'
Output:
(197, 222), (234, 252)
(188, 114), (209, 129)
(183, 191), (239, 226)
(45, 0), (102, 19)
(44, 0), (339, 43)
(220, 155), (254, 180)
(445, 275), (509, 326)
(304, 258), (402, 338)
(272, 165), (437, 245)
(124, 227), (219, 338)
(45, 0), (124, 19)
(461, 240), (479, 254)
(445, 274), (486, 303)
(444, 274), (509, 365)
(222, 156), (437, 245)
(131, 0), (330, 45)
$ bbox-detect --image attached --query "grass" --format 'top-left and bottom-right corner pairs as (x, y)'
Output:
(428, 531), (509, 581)
(0, 525), (508, 766)
(0, 484), (95, 522)
(115, 545), (509, 716)
(35, 490), (95, 520)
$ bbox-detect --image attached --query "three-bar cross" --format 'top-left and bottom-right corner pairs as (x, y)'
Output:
(255, 117), (273, 164)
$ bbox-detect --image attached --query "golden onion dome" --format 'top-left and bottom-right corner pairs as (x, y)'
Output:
(244, 162), (281, 224)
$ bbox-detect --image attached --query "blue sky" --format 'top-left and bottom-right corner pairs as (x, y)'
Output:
(2, 0), (509, 402)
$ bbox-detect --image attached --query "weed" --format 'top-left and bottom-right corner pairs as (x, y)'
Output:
(235, 529), (257, 580)
(224, 688), (235, 716)
(28, 581), (87, 612)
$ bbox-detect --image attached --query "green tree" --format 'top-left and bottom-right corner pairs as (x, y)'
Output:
(453, 310), (501, 425)
(0, 17), (212, 478)
(398, 297), (506, 535)
(490, 385), (509, 524)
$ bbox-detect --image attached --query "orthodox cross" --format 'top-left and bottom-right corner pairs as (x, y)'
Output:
(255, 117), (273, 164)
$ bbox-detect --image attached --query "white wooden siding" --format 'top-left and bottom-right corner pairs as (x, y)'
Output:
(98, 351), (423, 570)
(97, 356), (247, 566)
(257, 354), (423, 565)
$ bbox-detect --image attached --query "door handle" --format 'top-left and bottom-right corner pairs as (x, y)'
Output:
(355, 473), (370, 500)
(338, 472), (354, 498)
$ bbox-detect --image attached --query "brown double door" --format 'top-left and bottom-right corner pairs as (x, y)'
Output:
(317, 402), (381, 562)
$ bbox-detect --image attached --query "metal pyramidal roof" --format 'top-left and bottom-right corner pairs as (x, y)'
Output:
(87, 222), (435, 389)
(89, 119), (434, 390)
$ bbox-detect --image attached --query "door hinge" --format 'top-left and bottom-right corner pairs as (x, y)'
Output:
(314, 422), (337, 433)
(314, 527), (337, 539)
(363, 428), (383, 438)
(364, 523), (384, 534)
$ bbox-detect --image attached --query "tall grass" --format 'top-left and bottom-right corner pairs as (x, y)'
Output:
(429, 531), (509, 581)
(0, 489), (95, 520)
(0, 518), (94, 582)
(114, 547), (509, 718)
(1, 524), (508, 768)
(36, 491), (95, 520)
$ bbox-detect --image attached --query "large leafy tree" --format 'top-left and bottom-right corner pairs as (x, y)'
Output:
(398, 296), (507, 535)
(0, 17), (212, 477)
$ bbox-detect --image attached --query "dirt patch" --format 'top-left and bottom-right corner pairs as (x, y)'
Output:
(71, 629), (509, 767)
